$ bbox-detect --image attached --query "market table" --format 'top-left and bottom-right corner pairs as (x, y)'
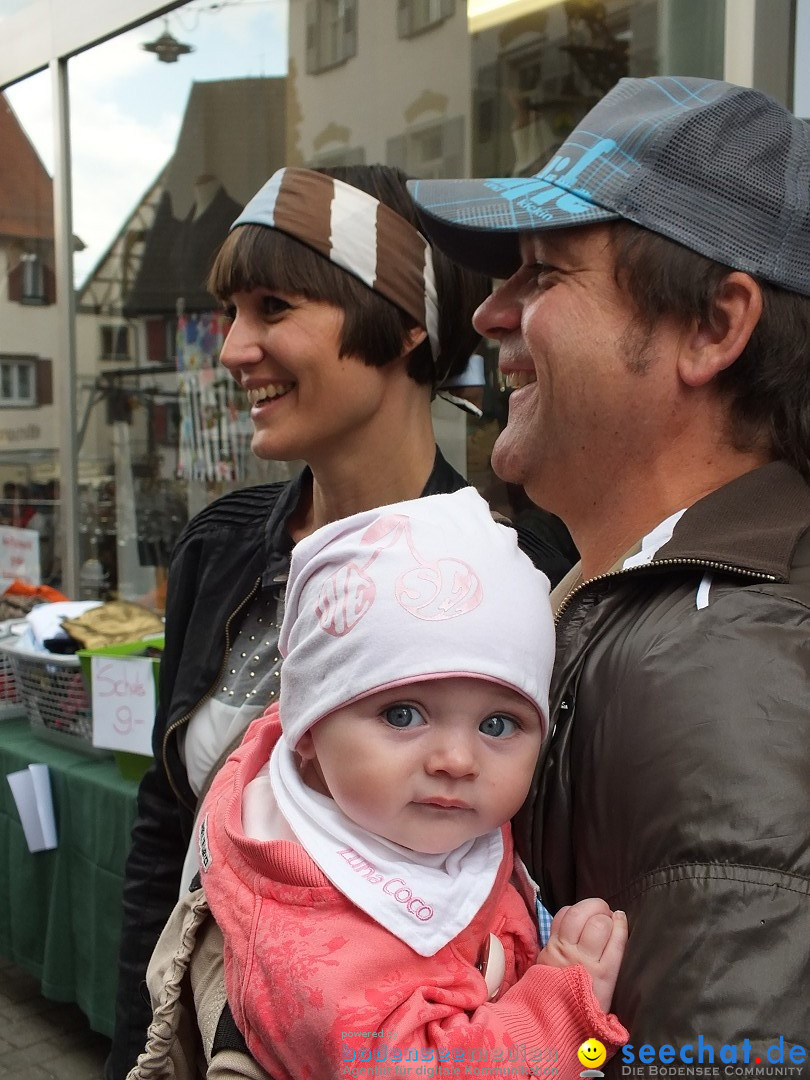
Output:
(0, 716), (139, 1037)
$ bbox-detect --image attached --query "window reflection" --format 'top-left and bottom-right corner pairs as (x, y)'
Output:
(0, 77), (60, 587)
(70, 3), (290, 606)
(0, 0), (725, 603)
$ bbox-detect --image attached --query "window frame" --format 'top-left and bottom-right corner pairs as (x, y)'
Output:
(397, 0), (455, 40)
(386, 115), (465, 179)
(0, 355), (38, 407)
(100, 324), (132, 362)
(305, 0), (358, 74)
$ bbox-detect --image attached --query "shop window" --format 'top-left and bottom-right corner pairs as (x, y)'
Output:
(305, 0), (357, 73)
(386, 116), (464, 179)
(100, 325), (131, 362)
(0, 357), (37, 406)
(397, 0), (455, 39)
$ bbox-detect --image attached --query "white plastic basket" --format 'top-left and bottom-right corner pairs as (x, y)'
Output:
(0, 634), (101, 753)
(0, 620), (26, 720)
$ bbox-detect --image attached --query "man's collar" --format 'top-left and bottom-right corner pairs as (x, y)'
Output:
(551, 461), (810, 613)
(653, 461), (810, 581)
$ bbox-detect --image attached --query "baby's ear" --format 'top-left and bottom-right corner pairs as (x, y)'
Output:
(296, 730), (316, 761)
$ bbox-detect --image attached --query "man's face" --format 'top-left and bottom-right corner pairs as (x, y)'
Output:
(473, 225), (680, 522)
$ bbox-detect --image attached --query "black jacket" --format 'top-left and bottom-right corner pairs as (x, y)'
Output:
(107, 449), (574, 1079)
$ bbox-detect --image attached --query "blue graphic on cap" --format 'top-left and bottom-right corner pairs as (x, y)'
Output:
(484, 137), (618, 217)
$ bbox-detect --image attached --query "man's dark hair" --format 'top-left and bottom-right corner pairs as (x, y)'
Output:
(611, 222), (810, 480)
(207, 164), (489, 387)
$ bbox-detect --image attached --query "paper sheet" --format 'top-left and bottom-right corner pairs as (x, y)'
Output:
(6, 763), (58, 852)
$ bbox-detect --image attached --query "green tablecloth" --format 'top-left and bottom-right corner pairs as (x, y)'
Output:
(0, 716), (139, 1037)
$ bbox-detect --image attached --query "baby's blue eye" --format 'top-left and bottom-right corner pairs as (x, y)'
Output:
(479, 714), (517, 738)
(383, 704), (425, 729)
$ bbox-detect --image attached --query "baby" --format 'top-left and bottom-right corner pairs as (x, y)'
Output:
(136, 487), (628, 1079)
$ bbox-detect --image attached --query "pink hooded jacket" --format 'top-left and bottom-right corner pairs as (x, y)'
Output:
(199, 708), (627, 1080)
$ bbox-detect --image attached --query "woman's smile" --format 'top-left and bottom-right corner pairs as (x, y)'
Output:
(246, 382), (296, 407)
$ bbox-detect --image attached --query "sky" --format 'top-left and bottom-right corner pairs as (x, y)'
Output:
(5, 0), (288, 285)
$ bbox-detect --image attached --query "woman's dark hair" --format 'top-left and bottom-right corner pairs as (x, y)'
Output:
(610, 221), (810, 480)
(207, 164), (490, 387)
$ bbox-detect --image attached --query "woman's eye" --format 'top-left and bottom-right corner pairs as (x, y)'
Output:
(479, 714), (517, 738)
(222, 303), (236, 321)
(383, 704), (425, 729)
(261, 294), (290, 318)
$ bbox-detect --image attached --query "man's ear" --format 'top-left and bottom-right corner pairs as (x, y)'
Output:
(678, 271), (762, 388)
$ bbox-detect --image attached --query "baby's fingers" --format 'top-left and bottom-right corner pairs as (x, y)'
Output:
(553, 897), (612, 947)
(602, 910), (628, 967)
(578, 913), (616, 960)
(548, 905), (571, 939)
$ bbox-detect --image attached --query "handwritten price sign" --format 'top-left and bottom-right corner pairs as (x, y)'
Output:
(0, 525), (41, 587)
(90, 656), (156, 756)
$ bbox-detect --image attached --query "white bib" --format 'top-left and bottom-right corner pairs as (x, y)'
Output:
(267, 743), (502, 956)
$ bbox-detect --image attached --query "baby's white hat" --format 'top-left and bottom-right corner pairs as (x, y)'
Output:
(279, 487), (555, 749)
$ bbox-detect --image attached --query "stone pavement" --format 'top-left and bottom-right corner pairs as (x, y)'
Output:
(0, 957), (110, 1080)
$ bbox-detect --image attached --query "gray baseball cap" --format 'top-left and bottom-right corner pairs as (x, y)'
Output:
(408, 76), (810, 295)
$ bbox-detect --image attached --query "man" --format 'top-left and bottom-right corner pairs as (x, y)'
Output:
(409, 76), (810, 1069)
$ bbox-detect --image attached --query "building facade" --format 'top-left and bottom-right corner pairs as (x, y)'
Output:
(0, 0), (803, 597)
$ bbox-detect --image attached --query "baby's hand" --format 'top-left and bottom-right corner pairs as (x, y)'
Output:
(537, 898), (627, 1012)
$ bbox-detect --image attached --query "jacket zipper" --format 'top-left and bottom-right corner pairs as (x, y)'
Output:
(163, 575), (263, 809)
(555, 557), (778, 626)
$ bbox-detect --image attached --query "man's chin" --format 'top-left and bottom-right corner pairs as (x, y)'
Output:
(490, 428), (528, 487)
(491, 431), (554, 514)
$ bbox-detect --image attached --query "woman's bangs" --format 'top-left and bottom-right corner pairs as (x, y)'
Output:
(207, 226), (336, 301)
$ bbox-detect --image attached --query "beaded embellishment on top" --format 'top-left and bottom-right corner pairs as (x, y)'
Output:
(216, 586), (285, 707)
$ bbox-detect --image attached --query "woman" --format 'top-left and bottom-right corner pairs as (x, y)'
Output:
(106, 164), (562, 1080)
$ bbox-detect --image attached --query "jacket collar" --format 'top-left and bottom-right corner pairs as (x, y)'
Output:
(654, 461), (810, 581)
(260, 446), (466, 586)
(262, 468), (309, 583)
(552, 461), (810, 611)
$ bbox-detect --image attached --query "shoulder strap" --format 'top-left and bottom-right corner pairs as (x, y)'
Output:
(212, 1000), (251, 1057)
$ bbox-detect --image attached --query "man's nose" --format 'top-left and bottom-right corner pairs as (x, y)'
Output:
(472, 276), (522, 341)
(219, 314), (263, 373)
(425, 734), (479, 779)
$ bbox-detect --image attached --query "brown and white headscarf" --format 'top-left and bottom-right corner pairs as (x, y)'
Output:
(230, 167), (441, 372)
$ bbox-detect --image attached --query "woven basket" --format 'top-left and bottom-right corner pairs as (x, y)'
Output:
(0, 634), (106, 754)
(0, 620), (27, 720)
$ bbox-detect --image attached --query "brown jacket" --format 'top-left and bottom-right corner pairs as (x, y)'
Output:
(516, 461), (810, 1071)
